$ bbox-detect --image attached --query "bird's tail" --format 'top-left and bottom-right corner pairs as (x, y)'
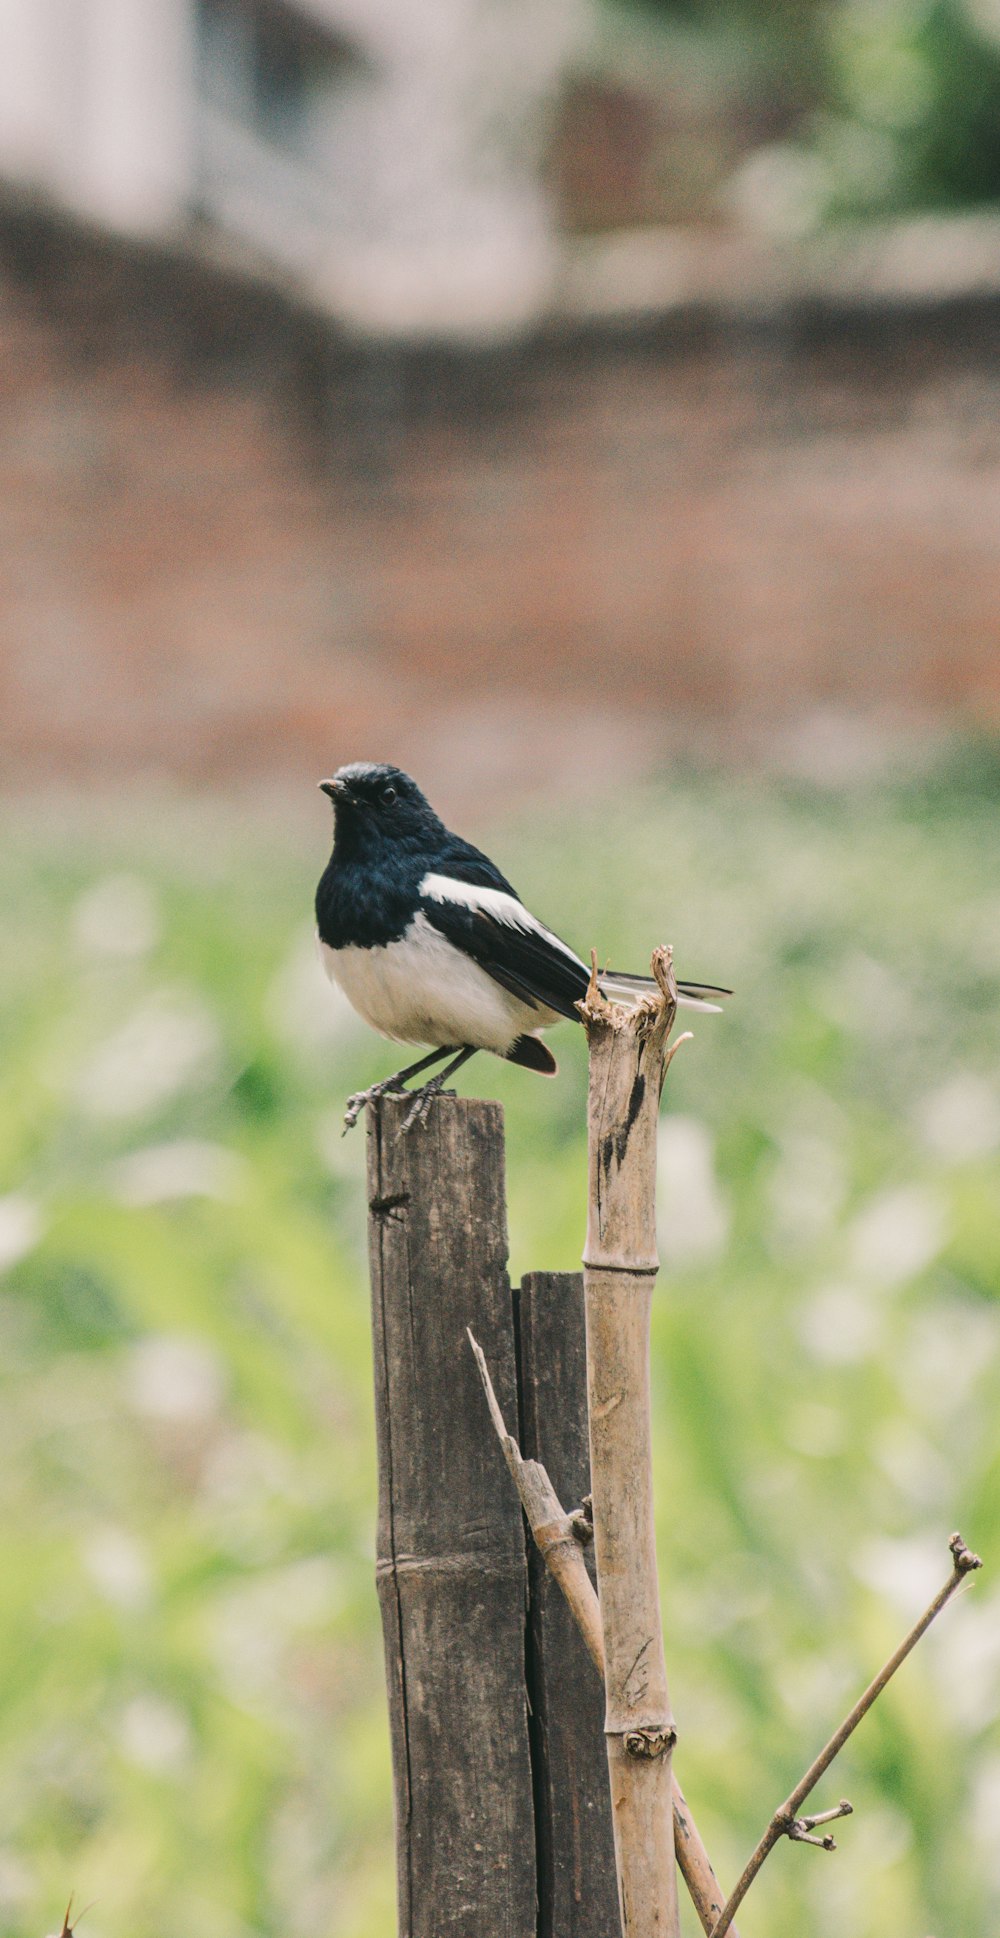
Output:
(598, 971), (732, 1014)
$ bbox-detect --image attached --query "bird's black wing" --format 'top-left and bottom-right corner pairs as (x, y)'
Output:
(417, 852), (589, 1023)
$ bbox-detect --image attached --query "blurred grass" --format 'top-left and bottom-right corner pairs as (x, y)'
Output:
(1, 756), (999, 1938)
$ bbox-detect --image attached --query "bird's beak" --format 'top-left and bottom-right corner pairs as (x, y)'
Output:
(318, 778), (346, 802)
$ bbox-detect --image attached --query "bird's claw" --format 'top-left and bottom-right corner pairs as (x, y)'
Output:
(342, 1080), (407, 1135)
(401, 1084), (445, 1132)
(401, 1095), (431, 1132)
(343, 1076), (456, 1135)
(342, 1091), (369, 1134)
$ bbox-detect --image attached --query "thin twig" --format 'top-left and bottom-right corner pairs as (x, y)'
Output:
(783, 1798), (854, 1850)
(798, 1801), (853, 1830)
(467, 1329), (740, 1938)
(708, 1533), (983, 1938)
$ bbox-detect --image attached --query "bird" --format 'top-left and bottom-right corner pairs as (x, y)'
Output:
(315, 762), (731, 1130)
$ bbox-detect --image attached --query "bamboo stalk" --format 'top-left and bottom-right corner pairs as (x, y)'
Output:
(468, 1327), (740, 1937)
(580, 946), (687, 1938)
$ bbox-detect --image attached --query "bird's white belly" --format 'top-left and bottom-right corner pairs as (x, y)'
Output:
(320, 914), (552, 1054)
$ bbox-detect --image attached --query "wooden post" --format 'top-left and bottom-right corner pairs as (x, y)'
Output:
(367, 1095), (536, 1938)
(517, 1271), (621, 1938)
(581, 951), (684, 1938)
(469, 1317), (740, 1938)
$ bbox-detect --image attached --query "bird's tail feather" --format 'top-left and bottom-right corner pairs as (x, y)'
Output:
(599, 971), (732, 1014)
(506, 1033), (558, 1074)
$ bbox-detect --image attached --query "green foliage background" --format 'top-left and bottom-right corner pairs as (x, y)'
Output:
(608, 0), (1000, 224)
(2, 757), (999, 1937)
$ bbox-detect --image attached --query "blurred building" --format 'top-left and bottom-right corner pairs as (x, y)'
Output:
(0, 0), (582, 336)
(1, 0), (1000, 804)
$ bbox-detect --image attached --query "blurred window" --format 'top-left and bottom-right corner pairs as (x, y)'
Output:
(195, 0), (356, 159)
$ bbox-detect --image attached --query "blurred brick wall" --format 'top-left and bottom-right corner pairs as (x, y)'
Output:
(2, 201), (1000, 798)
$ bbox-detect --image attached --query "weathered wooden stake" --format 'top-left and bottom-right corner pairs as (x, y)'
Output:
(468, 1323), (739, 1937)
(580, 948), (685, 1938)
(367, 1095), (536, 1938)
(367, 1096), (621, 1937)
(517, 1272), (622, 1938)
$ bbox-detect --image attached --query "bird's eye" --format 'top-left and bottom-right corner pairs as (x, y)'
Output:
(380, 784), (398, 806)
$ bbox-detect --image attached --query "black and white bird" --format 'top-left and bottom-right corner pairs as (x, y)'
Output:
(315, 762), (730, 1129)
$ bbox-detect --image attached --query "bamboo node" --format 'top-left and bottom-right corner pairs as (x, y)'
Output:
(534, 1516), (577, 1559)
(623, 1726), (677, 1760)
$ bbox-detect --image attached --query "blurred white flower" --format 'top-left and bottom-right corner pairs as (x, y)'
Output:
(71, 873), (160, 959)
(267, 1793), (335, 1938)
(848, 1184), (946, 1287)
(820, 1804), (913, 1931)
(769, 1131), (846, 1252)
(816, 115), (901, 200)
(822, 951), (918, 1037)
(774, 706), (899, 787)
(897, 1300), (997, 1421)
(74, 988), (220, 1121)
(873, 1419), (951, 1508)
(119, 1694), (192, 1774)
(272, 1555), (345, 1625)
(211, 1557), (346, 1707)
(930, 1588), (1000, 1735)
(778, 1652), (857, 1728)
(971, 1752), (1000, 1888)
(798, 1279), (883, 1365)
(970, 0), (1000, 37)
(854, 1532), (946, 1614)
(200, 1430), (296, 1511)
(266, 929), (366, 1056)
(0, 1851), (32, 1910)
(656, 1117), (729, 1266)
(82, 1526), (152, 1612)
(915, 1072), (1000, 1164)
(0, 1194), (43, 1273)
(125, 1334), (227, 1425)
(727, 142), (832, 239)
(668, 1673), (742, 1754)
(106, 1139), (247, 1206)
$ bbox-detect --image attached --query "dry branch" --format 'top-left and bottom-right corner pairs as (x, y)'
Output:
(467, 1330), (738, 1938)
(708, 1532), (983, 1938)
(578, 946), (689, 1938)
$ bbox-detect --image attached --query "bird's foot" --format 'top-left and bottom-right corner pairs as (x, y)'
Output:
(400, 1076), (454, 1132)
(342, 1076), (408, 1134)
(343, 1047), (472, 1134)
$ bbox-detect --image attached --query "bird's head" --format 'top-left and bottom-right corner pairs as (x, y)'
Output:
(318, 763), (442, 855)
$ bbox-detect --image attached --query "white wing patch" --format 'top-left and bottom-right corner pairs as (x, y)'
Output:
(419, 873), (584, 967)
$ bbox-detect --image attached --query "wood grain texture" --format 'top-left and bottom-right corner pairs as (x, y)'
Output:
(582, 955), (682, 1938)
(367, 1094), (536, 1938)
(472, 1305), (739, 1937)
(518, 1271), (621, 1938)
